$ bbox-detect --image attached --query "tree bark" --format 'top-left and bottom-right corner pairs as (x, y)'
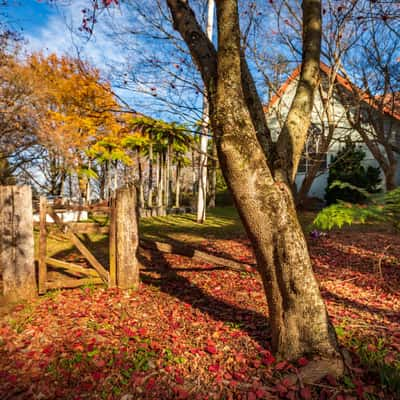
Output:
(197, 0), (214, 223)
(175, 161), (181, 208)
(0, 185), (37, 302)
(208, 139), (217, 208)
(147, 139), (154, 207)
(137, 149), (145, 209)
(167, 0), (343, 369)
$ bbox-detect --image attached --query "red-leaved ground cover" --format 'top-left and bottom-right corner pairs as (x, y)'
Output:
(0, 229), (399, 399)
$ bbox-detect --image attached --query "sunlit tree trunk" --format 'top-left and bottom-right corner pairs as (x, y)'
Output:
(196, 0), (214, 223)
(147, 139), (154, 207)
(137, 148), (145, 209)
(208, 139), (217, 208)
(175, 160), (181, 208)
(167, 0), (343, 374)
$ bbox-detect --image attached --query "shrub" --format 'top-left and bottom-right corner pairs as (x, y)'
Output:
(325, 140), (381, 204)
(314, 183), (400, 232)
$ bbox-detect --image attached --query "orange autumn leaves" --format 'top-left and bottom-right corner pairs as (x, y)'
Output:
(25, 53), (127, 170)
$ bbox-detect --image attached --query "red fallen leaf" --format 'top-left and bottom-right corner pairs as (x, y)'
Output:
(137, 327), (147, 336)
(275, 361), (287, 370)
(286, 391), (296, 400)
(208, 364), (220, 373)
(252, 359), (261, 368)
(262, 354), (276, 365)
(298, 357), (309, 366)
(255, 389), (267, 398)
(176, 388), (189, 399)
(281, 378), (293, 388)
(42, 345), (53, 355)
(274, 384), (287, 395)
(175, 374), (184, 384)
(91, 371), (103, 380)
(233, 371), (244, 381)
(300, 386), (312, 399)
(94, 359), (106, 368)
(123, 327), (135, 337)
(146, 377), (156, 390)
(247, 391), (257, 400)
(325, 374), (337, 386)
(72, 343), (84, 352)
(205, 345), (217, 355)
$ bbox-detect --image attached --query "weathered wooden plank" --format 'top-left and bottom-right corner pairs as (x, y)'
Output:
(48, 208), (109, 282)
(38, 197), (48, 294)
(0, 185), (37, 301)
(48, 205), (110, 213)
(109, 198), (117, 288)
(46, 277), (103, 290)
(68, 223), (109, 235)
(46, 257), (99, 277)
(116, 187), (140, 290)
(139, 239), (254, 273)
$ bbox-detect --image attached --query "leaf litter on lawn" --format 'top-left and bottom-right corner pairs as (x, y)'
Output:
(0, 229), (399, 399)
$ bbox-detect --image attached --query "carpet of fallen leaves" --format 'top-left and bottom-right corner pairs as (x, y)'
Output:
(0, 229), (399, 400)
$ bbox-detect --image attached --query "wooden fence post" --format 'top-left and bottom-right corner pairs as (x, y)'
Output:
(0, 186), (37, 302)
(38, 196), (47, 294)
(115, 186), (140, 290)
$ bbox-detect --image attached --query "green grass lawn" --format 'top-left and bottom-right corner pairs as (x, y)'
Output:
(139, 207), (246, 243)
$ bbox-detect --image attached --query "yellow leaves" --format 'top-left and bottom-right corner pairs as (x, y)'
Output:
(24, 52), (125, 167)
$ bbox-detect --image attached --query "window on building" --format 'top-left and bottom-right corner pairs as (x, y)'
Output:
(298, 124), (328, 174)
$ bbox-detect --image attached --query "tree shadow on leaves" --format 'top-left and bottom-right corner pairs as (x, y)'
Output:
(138, 248), (270, 349)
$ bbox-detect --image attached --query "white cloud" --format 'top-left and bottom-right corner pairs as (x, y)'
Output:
(24, 1), (129, 71)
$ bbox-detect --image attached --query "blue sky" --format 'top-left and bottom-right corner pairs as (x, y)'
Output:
(2, 1), (172, 118)
(5, 1), (56, 37)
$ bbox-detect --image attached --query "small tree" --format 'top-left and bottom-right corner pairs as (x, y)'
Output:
(325, 140), (381, 204)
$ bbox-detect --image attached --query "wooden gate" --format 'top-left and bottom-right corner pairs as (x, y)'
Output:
(37, 197), (117, 293)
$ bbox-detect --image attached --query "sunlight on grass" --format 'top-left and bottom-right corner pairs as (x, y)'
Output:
(139, 207), (245, 243)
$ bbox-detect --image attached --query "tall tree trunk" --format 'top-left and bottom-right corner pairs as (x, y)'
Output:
(191, 148), (197, 199)
(163, 149), (169, 208)
(147, 140), (154, 207)
(113, 161), (118, 193)
(68, 173), (73, 201)
(166, 140), (172, 207)
(107, 160), (112, 201)
(197, 0), (214, 223)
(167, 0), (343, 373)
(137, 149), (145, 209)
(157, 152), (164, 208)
(175, 161), (181, 208)
(208, 139), (217, 208)
(383, 163), (397, 191)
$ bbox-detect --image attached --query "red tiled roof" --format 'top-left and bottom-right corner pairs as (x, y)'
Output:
(264, 61), (400, 121)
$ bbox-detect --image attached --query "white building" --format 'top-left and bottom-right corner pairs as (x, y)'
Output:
(265, 62), (400, 199)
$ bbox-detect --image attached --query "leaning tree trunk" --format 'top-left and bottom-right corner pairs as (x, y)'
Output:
(166, 0), (342, 372)
(296, 152), (328, 206)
